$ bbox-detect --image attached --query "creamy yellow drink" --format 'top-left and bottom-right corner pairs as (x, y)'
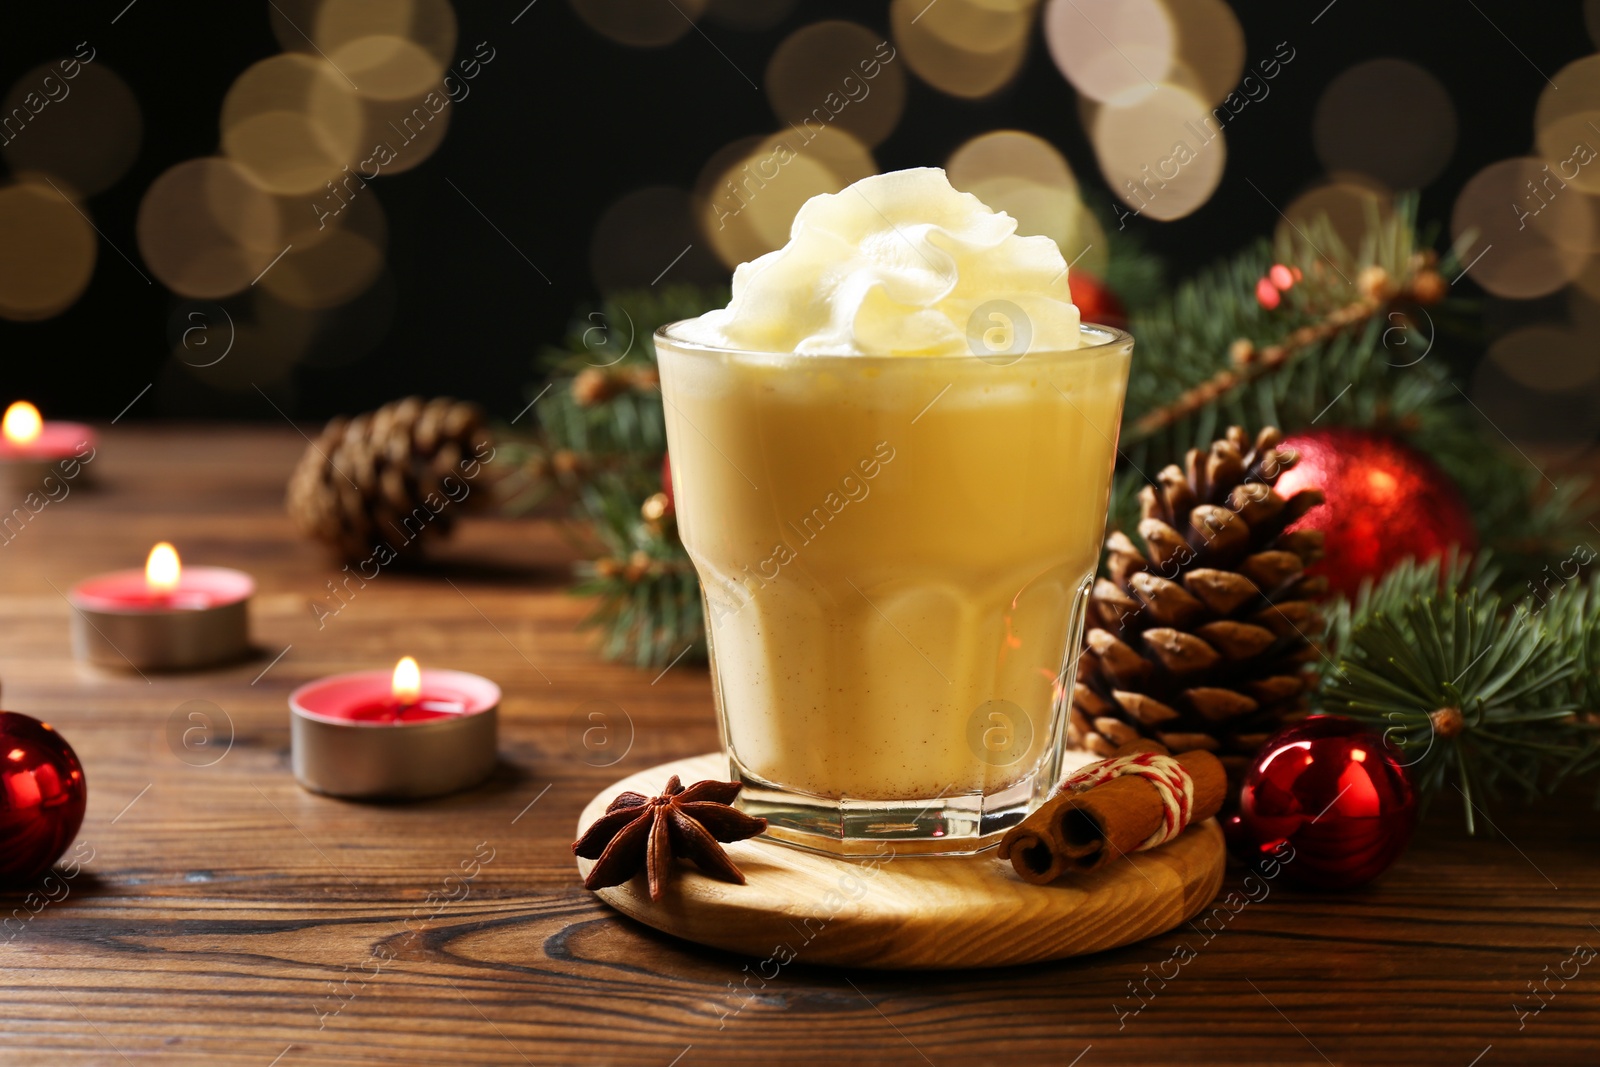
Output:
(658, 168), (1131, 853)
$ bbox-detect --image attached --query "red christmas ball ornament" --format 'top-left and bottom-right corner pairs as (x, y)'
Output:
(1274, 428), (1476, 597)
(1238, 715), (1416, 890)
(1068, 271), (1126, 327)
(0, 712), (87, 885)
(660, 451), (675, 517)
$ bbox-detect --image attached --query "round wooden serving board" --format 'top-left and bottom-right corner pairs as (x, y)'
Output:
(576, 753), (1226, 969)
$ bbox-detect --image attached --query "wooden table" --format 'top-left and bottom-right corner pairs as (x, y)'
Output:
(1, 427), (1596, 1066)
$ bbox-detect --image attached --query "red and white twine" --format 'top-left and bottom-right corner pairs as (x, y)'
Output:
(1059, 752), (1195, 850)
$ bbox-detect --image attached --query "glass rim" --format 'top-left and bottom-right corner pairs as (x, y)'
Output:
(655, 319), (1132, 364)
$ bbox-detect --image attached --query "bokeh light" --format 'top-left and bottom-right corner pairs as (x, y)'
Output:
(947, 129), (1084, 250)
(269, 0), (458, 181)
(339, 76), (453, 178)
(891, 0), (1035, 100)
(1314, 59), (1456, 191)
(1068, 208), (1110, 279)
(266, 0), (325, 49)
(1471, 346), (1600, 460)
(1, 63), (142, 197)
(1163, 0), (1245, 108)
(0, 180), (97, 322)
(259, 189), (387, 309)
(1534, 55), (1600, 196)
(1487, 323), (1600, 393)
(695, 128), (875, 269)
(138, 158), (283, 300)
(320, 0), (457, 64)
(1277, 179), (1393, 262)
(1567, 253), (1600, 303)
(1452, 157), (1593, 300)
(1045, 0), (1173, 104)
(569, 0), (710, 48)
(693, 134), (762, 252)
(789, 124), (876, 186)
(919, 0), (1038, 51)
(1093, 83), (1225, 221)
(739, 152), (843, 261)
(331, 34), (444, 101)
(766, 21), (906, 148)
(696, 136), (795, 270)
(221, 54), (364, 195)
(948, 129), (1078, 197)
(156, 0), (467, 414)
(271, 0), (460, 68)
(274, 183), (357, 255)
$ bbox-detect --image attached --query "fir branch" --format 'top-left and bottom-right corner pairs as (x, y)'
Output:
(1121, 195), (1449, 458)
(1110, 193), (1594, 594)
(1124, 263), (1441, 444)
(1318, 550), (1496, 670)
(532, 285), (726, 668)
(1540, 578), (1600, 797)
(1321, 569), (1595, 832)
(569, 474), (705, 668)
(543, 284), (730, 373)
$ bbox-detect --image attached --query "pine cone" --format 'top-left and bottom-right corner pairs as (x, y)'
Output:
(1069, 426), (1328, 783)
(286, 396), (495, 563)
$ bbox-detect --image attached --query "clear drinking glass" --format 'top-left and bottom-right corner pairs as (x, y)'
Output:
(656, 322), (1133, 855)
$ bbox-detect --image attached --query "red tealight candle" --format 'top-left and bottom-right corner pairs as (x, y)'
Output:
(289, 657), (500, 800)
(68, 543), (254, 670)
(1, 401), (96, 487)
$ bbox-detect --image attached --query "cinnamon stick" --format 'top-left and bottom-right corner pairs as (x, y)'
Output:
(998, 743), (1227, 885)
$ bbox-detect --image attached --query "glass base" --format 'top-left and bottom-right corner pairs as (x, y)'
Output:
(727, 754), (1044, 858)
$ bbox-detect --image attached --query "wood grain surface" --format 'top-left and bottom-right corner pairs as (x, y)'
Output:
(579, 753), (1225, 969)
(0, 426), (1597, 1066)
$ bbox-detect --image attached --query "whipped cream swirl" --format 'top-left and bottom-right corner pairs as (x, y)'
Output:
(677, 167), (1082, 356)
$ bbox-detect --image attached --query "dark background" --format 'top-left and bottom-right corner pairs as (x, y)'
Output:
(0, 0), (1587, 422)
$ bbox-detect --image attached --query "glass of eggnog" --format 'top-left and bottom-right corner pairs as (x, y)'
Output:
(657, 168), (1132, 855)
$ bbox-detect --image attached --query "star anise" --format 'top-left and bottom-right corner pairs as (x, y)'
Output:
(573, 776), (767, 902)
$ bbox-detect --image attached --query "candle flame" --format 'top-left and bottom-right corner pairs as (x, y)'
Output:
(392, 656), (422, 704)
(145, 542), (181, 591)
(2, 401), (42, 446)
